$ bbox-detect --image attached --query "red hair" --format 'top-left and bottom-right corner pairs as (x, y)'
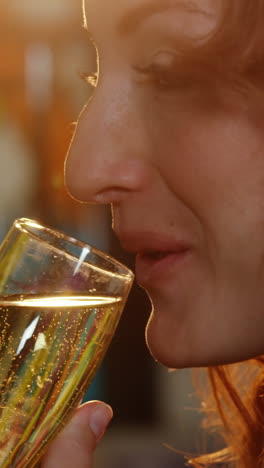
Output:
(174, 0), (264, 100)
(189, 360), (264, 467)
(184, 3), (264, 465)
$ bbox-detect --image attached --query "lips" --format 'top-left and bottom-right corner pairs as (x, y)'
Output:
(115, 230), (192, 288)
(135, 249), (190, 287)
(139, 250), (174, 260)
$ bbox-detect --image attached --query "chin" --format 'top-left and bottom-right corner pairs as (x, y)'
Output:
(146, 332), (222, 369)
(145, 311), (236, 369)
(146, 319), (264, 369)
(145, 338), (198, 369)
(145, 316), (194, 369)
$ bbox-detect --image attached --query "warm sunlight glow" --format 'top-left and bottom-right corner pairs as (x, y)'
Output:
(16, 219), (43, 231)
(7, 296), (120, 308)
(82, 0), (87, 29)
(7, 0), (76, 27)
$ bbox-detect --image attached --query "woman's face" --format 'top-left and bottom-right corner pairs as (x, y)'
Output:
(66, 0), (264, 368)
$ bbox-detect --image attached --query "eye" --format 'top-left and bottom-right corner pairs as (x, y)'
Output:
(80, 71), (99, 89)
(134, 63), (169, 89)
(134, 57), (192, 92)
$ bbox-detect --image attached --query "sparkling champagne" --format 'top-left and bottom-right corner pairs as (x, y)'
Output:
(0, 294), (123, 467)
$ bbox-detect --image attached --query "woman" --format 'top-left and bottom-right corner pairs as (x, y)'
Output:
(42, 1), (264, 466)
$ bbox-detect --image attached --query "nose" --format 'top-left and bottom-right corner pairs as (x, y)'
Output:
(65, 82), (151, 205)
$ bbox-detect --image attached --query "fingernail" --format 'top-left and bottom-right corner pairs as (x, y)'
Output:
(90, 404), (113, 441)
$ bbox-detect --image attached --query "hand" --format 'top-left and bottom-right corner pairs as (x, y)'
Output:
(41, 401), (113, 468)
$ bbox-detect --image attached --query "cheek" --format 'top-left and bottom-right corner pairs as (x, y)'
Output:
(153, 107), (264, 241)
(143, 198), (264, 367)
(145, 257), (264, 368)
(142, 106), (264, 367)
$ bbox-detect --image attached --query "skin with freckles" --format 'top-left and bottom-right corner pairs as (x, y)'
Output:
(65, 0), (264, 369)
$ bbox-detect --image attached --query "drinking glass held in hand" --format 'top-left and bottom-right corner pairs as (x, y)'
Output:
(0, 218), (133, 468)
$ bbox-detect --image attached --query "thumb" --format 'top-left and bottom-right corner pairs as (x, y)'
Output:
(41, 401), (113, 468)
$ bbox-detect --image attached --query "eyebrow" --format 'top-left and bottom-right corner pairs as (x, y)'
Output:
(117, 0), (212, 36)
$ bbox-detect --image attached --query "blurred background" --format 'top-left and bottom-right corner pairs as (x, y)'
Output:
(0, 1), (207, 466)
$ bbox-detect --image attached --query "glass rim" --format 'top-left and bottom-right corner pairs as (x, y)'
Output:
(14, 218), (134, 279)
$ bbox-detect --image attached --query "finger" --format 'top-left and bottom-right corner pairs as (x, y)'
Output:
(41, 401), (113, 468)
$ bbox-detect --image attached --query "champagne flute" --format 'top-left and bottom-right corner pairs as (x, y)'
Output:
(0, 218), (134, 467)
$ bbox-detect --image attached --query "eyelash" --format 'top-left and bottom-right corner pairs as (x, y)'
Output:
(80, 64), (191, 94)
(134, 63), (190, 92)
(80, 71), (98, 88)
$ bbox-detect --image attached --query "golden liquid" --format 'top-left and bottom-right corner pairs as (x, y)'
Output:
(0, 294), (123, 467)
